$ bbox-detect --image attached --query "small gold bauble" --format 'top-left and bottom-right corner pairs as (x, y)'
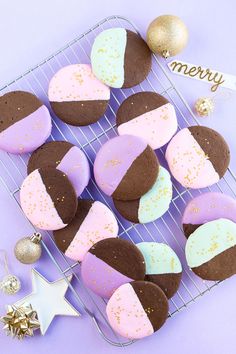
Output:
(195, 97), (214, 117)
(0, 274), (21, 295)
(14, 233), (42, 264)
(146, 15), (188, 58)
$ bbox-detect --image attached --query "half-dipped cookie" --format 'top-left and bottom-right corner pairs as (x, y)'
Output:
(81, 238), (146, 298)
(48, 64), (110, 126)
(106, 281), (169, 339)
(182, 192), (236, 238)
(136, 242), (182, 298)
(113, 166), (172, 223)
(54, 199), (118, 262)
(165, 126), (230, 189)
(94, 135), (159, 200)
(91, 28), (152, 88)
(117, 92), (177, 150)
(185, 218), (236, 280)
(0, 91), (51, 154)
(28, 141), (90, 197)
(20, 167), (77, 230)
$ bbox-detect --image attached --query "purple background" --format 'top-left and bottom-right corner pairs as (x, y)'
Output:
(0, 1), (236, 353)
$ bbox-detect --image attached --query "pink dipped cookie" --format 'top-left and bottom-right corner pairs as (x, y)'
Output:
(0, 91), (51, 154)
(106, 281), (169, 339)
(116, 92), (177, 150)
(48, 64), (110, 126)
(165, 126), (230, 189)
(53, 200), (118, 262)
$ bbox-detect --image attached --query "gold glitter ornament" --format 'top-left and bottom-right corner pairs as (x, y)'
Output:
(14, 233), (42, 264)
(146, 15), (188, 58)
(0, 303), (40, 339)
(195, 97), (214, 117)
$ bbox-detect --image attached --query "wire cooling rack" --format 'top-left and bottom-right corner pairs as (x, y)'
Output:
(0, 15), (236, 347)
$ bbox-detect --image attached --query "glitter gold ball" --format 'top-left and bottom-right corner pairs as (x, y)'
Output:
(146, 15), (188, 58)
(14, 233), (42, 264)
(195, 97), (214, 117)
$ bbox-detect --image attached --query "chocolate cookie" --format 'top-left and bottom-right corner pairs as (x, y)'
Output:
(182, 192), (236, 238)
(94, 135), (159, 201)
(91, 28), (152, 88)
(117, 92), (177, 149)
(136, 242), (182, 298)
(20, 167), (77, 230)
(81, 238), (146, 298)
(113, 166), (172, 223)
(54, 199), (118, 262)
(165, 126), (230, 189)
(48, 64), (110, 126)
(106, 281), (169, 339)
(185, 218), (236, 281)
(0, 91), (51, 154)
(28, 141), (90, 197)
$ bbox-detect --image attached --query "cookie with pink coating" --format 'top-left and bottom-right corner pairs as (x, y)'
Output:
(94, 135), (159, 201)
(0, 91), (52, 154)
(116, 92), (177, 150)
(48, 64), (110, 126)
(27, 141), (90, 197)
(165, 126), (230, 189)
(81, 238), (145, 298)
(106, 281), (169, 339)
(182, 192), (236, 238)
(20, 167), (77, 231)
(53, 199), (118, 262)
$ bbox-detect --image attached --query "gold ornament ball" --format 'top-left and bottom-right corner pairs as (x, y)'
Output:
(195, 97), (214, 117)
(14, 233), (42, 264)
(0, 275), (21, 295)
(146, 15), (189, 58)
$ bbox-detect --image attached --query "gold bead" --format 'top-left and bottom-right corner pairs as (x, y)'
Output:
(195, 97), (214, 117)
(0, 274), (21, 295)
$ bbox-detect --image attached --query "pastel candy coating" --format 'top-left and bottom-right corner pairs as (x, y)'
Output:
(106, 283), (154, 339)
(0, 105), (51, 154)
(94, 135), (147, 196)
(118, 103), (177, 150)
(138, 166), (172, 223)
(91, 28), (126, 88)
(165, 128), (219, 189)
(137, 242), (182, 275)
(48, 64), (110, 102)
(185, 218), (236, 268)
(182, 192), (236, 225)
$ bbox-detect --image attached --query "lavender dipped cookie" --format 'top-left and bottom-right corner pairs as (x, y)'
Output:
(94, 135), (159, 201)
(28, 141), (90, 197)
(81, 238), (146, 298)
(116, 92), (177, 150)
(54, 199), (118, 262)
(48, 64), (110, 126)
(0, 91), (51, 154)
(20, 167), (77, 231)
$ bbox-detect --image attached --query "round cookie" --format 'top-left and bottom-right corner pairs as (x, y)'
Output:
(117, 92), (177, 150)
(185, 218), (236, 281)
(106, 281), (169, 339)
(91, 28), (152, 88)
(0, 91), (51, 154)
(136, 242), (182, 298)
(53, 199), (118, 262)
(165, 126), (230, 189)
(94, 135), (159, 201)
(27, 141), (90, 197)
(81, 238), (146, 298)
(113, 166), (172, 223)
(48, 64), (110, 126)
(182, 192), (236, 238)
(20, 167), (77, 231)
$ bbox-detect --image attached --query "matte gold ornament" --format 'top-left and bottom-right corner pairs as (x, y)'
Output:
(14, 233), (42, 264)
(0, 303), (40, 339)
(195, 97), (214, 116)
(146, 15), (188, 58)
